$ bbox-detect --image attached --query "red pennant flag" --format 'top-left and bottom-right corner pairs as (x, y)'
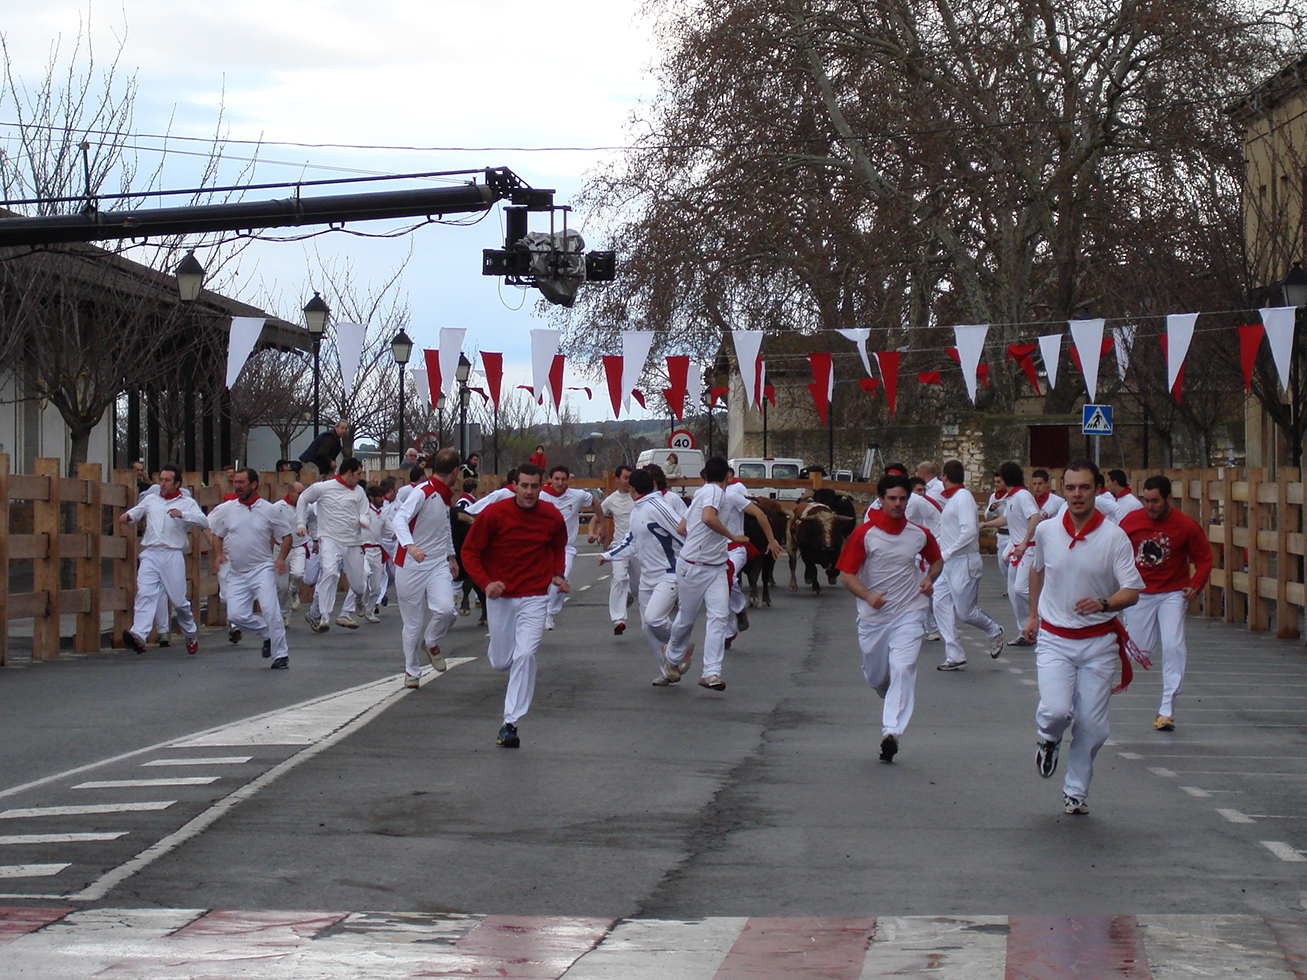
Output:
(1069, 338), (1114, 375)
(423, 349), (442, 408)
(1007, 343), (1042, 395)
(632, 389), (647, 409)
(763, 385), (775, 407)
(858, 377), (880, 394)
(466, 386), (490, 403)
(664, 356), (690, 421)
(710, 386), (729, 407)
(918, 371), (943, 385)
(566, 386), (593, 399)
(548, 354), (565, 415)
(516, 385), (535, 396)
(480, 352), (503, 411)
(1238, 324), (1264, 394)
(602, 355), (624, 417)
(807, 352), (833, 425)
(1158, 336), (1184, 401)
(876, 351), (900, 417)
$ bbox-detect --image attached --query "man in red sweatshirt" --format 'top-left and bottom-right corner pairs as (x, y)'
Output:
(460, 463), (569, 748)
(1119, 475), (1213, 732)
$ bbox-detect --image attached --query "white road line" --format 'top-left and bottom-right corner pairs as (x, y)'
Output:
(1216, 808), (1256, 824)
(1007, 667), (1023, 674)
(1180, 786), (1212, 797)
(1118, 752), (1143, 760)
(1019, 678), (1037, 686)
(1154, 771), (1307, 778)
(0, 802), (174, 819)
(0, 832), (127, 844)
(1260, 841), (1307, 862)
(579, 585), (592, 591)
(74, 777), (219, 789)
(1148, 767), (1177, 777)
(597, 574), (610, 581)
(0, 863), (68, 878)
(141, 757), (251, 767)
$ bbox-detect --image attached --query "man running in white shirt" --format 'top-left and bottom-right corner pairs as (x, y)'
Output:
(119, 464), (209, 656)
(916, 461), (945, 504)
(295, 456), (370, 632)
(391, 449), (461, 689)
(1023, 459), (1145, 815)
(464, 468), (518, 516)
(723, 467), (783, 645)
(836, 473), (942, 763)
(980, 461), (1041, 646)
(599, 468), (688, 683)
(1106, 469), (1144, 517)
(209, 468), (295, 669)
(347, 483), (392, 622)
(933, 460), (1005, 670)
(601, 464), (637, 634)
(273, 481), (309, 624)
(541, 465), (602, 630)
(1093, 471), (1123, 521)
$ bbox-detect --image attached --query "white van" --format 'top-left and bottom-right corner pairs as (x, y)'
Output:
(728, 457), (806, 500)
(635, 448), (705, 481)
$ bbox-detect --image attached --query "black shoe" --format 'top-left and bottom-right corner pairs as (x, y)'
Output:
(122, 629), (146, 654)
(737, 609), (750, 632)
(381, 595), (389, 607)
(228, 628), (242, 644)
(614, 622), (625, 635)
(879, 735), (899, 763)
(261, 639), (272, 659)
(1036, 739), (1060, 778)
(497, 723), (520, 748)
(270, 656), (289, 670)
(157, 636), (170, 648)
(936, 660), (967, 671)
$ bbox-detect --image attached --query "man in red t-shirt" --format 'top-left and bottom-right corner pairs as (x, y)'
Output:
(461, 464), (569, 748)
(1119, 475), (1213, 732)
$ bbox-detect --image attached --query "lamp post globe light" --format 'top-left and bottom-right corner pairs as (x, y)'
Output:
(456, 352), (472, 459)
(583, 443), (596, 478)
(303, 292), (330, 438)
(391, 329), (414, 467)
(175, 250), (205, 302)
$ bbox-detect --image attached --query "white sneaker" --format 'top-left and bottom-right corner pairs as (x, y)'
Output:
(545, 615), (556, 631)
(364, 612), (381, 624)
(336, 613), (359, 629)
(925, 629), (942, 641)
(989, 627), (1005, 659)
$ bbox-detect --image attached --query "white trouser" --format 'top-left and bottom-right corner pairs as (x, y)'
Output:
(1035, 631), (1117, 801)
(667, 559), (731, 679)
(314, 537), (366, 619)
(637, 572), (678, 665)
(348, 547), (387, 612)
(486, 593), (550, 724)
(396, 559), (456, 678)
(546, 547), (577, 617)
(937, 554), (1002, 664)
(131, 548), (198, 641)
(1003, 544), (1032, 631)
(728, 547), (748, 619)
(1123, 591), (1188, 717)
(857, 610), (926, 738)
(277, 544), (308, 617)
(155, 593), (170, 635)
(224, 564), (289, 661)
(608, 557), (631, 623)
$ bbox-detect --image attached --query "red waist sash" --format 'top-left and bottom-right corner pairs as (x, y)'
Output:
(1039, 617), (1149, 694)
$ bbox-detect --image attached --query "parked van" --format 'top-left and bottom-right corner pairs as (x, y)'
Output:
(728, 457), (806, 500)
(635, 448), (705, 481)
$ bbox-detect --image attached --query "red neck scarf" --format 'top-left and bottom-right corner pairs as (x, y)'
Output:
(993, 488), (1009, 500)
(941, 486), (963, 498)
(1035, 492), (1051, 508)
(160, 488), (182, 500)
(1063, 508), (1105, 547)
(543, 484), (564, 497)
(865, 508), (908, 535)
(1112, 486), (1133, 499)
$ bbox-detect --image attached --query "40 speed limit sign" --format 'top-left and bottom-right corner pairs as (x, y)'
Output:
(668, 429), (696, 450)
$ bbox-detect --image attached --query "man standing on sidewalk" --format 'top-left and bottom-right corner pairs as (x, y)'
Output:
(836, 473), (942, 763)
(1119, 475), (1213, 732)
(541, 465), (602, 631)
(392, 449), (462, 690)
(1023, 459), (1145, 815)
(934, 460), (1005, 670)
(601, 464), (637, 635)
(209, 468), (295, 669)
(295, 457), (370, 632)
(118, 464), (209, 656)
(460, 464), (569, 748)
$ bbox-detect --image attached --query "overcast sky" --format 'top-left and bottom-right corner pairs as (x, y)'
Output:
(1, 0), (665, 422)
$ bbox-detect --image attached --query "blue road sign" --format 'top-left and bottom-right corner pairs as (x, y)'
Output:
(1082, 404), (1113, 435)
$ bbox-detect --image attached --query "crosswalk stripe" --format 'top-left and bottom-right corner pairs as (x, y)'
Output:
(1007, 915), (1151, 979)
(712, 917), (875, 979)
(140, 757), (251, 767)
(73, 778), (219, 789)
(0, 802), (174, 819)
(0, 865), (68, 880)
(0, 834), (127, 845)
(1261, 841), (1306, 862)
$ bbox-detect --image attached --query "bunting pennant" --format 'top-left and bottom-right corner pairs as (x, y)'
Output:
(732, 330), (764, 408)
(710, 386), (729, 407)
(566, 386), (593, 399)
(664, 355), (690, 420)
(1037, 334), (1062, 390)
(945, 348), (991, 390)
(529, 329), (560, 406)
(918, 371), (943, 385)
(807, 352), (833, 424)
(763, 384), (776, 407)
(952, 324), (989, 404)
(480, 352), (503, 411)
(758, 361), (768, 409)
(1165, 313), (1198, 395)
(548, 354), (566, 416)
(621, 331), (656, 413)
(410, 366), (428, 410)
(423, 349), (442, 407)
(1158, 336), (1185, 400)
(836, 327), (875, 378)
(858, 377), (880, 394)
(1068, 319), (1106, 402)
(1238, 324), (1265, 394)
(1007, 343), (1042, 395)
(632, 390), (647, 409)
(438, 327), (467, 403)
(686, 362), (703, 416)
(876, 351), (901, 416)
(1113, 325), (1137, 381)
(602, 355), (624, 417)
(225, 316), (265, 389)
(336, 321), (367, 393)
(1260, 306), (1296, 390)
(466, 386), (490, 403)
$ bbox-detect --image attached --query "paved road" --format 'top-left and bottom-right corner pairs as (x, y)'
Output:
(1, 546), (1305, 975)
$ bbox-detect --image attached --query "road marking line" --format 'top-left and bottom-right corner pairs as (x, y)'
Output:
(1007, 668), (1023, 674)
(0, 863), (68, 879)
(1261, 841), (1307, 862)
(0, 832), (128, 844)
(579, 585), (592, 591)
(1180, 787), (1211, 797)
(0, 802), (174, 819)
(1216, 808), (1256, 824)
(1151, 771), (1307, 778)
(1118, 752), (1143, 760)
(1019, 678), (1037, 686)
(1148, 767), (1177, 777)
(73, 777), (218, 789)
(597, 574), (610, 581)
(141, 757), (251, 767)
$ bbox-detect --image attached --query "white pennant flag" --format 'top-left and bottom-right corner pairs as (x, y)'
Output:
(225, 316), (265, 389)
(1068, 318), (1106, 402)
(621, 331), (656, 413)
(1165, 313), (1198, 395)
(732, 330), (764, 408)
(529, 328), (560, 406)
(686, 362), (703, 415)
(1113, 325), (1136, 381)
(1038, 333), (1062, 391)
(336, 322), (368, 395)
(953, 324), (989, 405)
(836, 327), (875, 378)
(1260, 306), (1297, 390)
(758, 360), (768, 408)
(438, 327), (467, 402)
(410, 365), (429, 409)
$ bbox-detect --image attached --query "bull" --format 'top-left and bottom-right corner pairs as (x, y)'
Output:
(741, 497), (787, 607)
(787, 498), (857, 594)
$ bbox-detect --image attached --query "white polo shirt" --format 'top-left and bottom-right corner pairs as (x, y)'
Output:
(1002, 487), (1041, 555)
(601, 489), (636, 541)
(835, 511), (941, 623)
(1031, 511), (1143, 630)
(680, 483), (729, 565)
(209, 498), (293, 574)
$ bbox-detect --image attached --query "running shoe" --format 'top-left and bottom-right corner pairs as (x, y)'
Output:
(497, 723), (520, 748)
(404, 674), (419, 689)
(1007, 636), (1033, 647)
(614, 622), (625, 635)
(1153, 715), (1175, 731)
(336, 613), (359, 629)
(545, 615), (556, 631)
(228, 628), (242, 644)
(158, 633), (171, 648)
(989, 628), (1005, 658)
(270, 656), (289, 670)
(427, 646), (447, 672)
(737, 609), (750, 632)
(698, 674), (726, 691)
(364, 611), (381, 624)
(122, 629), (146, 654)
(936, 660), (967, 671)
(261, 639), (271, 659)
(879, 734), (899, 763)
(313, 615), (331, 634)
(1063, 795), (1089, 815)
(185, 636), (198, 656)
(924, 630), (942, 641)
(1036, 739), (1060, 778)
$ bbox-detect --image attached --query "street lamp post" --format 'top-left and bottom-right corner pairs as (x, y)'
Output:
(456, 352), (472, 460)
(437, 394), (447, 448)
(391, 329), (414, 467)
(174, 251), (205, 474)
(303, 292), (330, 438)
(583, 443), (596, 478)
(1282, 261), (1307, 469)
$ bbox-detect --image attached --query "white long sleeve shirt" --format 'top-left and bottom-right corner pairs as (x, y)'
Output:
(296, 477), (370, 546)
(126, 490), (209, 550)
(602, 492), (686, 578)
(392, 479), (456, 566)
(936, 487), (981, 563)
(272, 497), (310, 553)
(209, 498), (293, 573)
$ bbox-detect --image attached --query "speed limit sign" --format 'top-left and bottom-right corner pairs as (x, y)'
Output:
(668, 429), (696, 450)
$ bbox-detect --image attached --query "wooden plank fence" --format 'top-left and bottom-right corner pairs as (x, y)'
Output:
(2, 462), (1302, 664)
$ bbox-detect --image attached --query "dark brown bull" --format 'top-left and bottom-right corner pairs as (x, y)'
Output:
(741, 497), (787, 607)
(787, 500), (857, 594)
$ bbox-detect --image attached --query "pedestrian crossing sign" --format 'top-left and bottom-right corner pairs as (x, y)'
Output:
(1082, 404), (1113, 435)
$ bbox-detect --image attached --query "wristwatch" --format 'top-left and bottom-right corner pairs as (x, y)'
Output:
(1099, 597), (1111, 612)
